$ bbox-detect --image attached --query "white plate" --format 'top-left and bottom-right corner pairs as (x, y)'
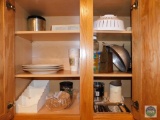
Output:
(22, 64), (63, 69)
(23, 67), (63, 71)
(23, 69), (59, 74)
(29, 71), (58, 74)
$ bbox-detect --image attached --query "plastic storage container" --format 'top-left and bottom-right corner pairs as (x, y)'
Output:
(16, 80), (49, 113)
(94, 14), (124, 31)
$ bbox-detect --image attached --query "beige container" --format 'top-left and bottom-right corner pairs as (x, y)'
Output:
(69, 48), (80, 72)
(27, 15), (46, 31)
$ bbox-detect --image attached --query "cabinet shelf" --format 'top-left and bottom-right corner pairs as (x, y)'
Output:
(94, 71), (132, 77)
(94, 30), (132, 34)
(15, 70), (80, 78)
(15, 98), (80, 120)
(93, 113), (133, 120)
(15, 31), (80, 41)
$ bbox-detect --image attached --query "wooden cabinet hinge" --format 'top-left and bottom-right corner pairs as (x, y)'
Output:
(131, 0), (138, 10)
(7, 101), (15, 110)
(132, 100), (139, 111)
(6, 1), (15, 11)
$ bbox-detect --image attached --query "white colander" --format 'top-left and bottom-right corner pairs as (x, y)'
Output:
(94, 15), (124, 31)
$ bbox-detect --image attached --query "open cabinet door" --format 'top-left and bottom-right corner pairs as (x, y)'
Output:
(0, 0), (15, 120)
(132, 0), (160, 119)
(138, 0), (160, 119)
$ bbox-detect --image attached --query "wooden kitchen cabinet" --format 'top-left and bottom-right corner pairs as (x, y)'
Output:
(0, 0), (160, 120)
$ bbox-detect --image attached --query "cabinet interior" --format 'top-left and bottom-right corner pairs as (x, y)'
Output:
(15, 0), (132, 117)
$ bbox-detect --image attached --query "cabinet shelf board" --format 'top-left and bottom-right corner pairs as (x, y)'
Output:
(14, 99), (80, 120)
(15, 70), (80, 78)
(93, 113), (133, 120)
(15, 31), (80, 41)
(94, 72), (132, 77)
(94, 30), (132, 34)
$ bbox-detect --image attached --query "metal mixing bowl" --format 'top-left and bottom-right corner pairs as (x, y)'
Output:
(109, 45), (130, 72)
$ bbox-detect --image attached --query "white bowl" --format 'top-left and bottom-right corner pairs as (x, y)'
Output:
(94, 15), (125, 31)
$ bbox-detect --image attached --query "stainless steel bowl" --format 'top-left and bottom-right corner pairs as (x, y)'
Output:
(109, 45), (130, 72)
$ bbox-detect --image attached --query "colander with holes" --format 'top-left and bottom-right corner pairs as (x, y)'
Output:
(94, 14), (124, 31)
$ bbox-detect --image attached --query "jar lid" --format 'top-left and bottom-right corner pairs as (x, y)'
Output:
(60, 81), (73, 86)
(27, 15), (46, 21)
(110, 80), (122, 86)
(93, 36), (97, 40)
(94, 82), (104, 87)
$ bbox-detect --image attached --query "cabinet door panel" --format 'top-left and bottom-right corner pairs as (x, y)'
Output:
(140, 0), (160, 119)
(0, 0), (6, 118)
(0, 0), (15, 119)
(132, 0), (160, 119)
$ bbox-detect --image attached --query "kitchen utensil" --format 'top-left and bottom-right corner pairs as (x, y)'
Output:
(27, 15), (46, 31)
(109, 45), (130, 72)
(22, 64), (63, 74)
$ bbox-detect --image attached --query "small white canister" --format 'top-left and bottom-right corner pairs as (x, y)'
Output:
(68, 48), (80, 72)
(109, 80), (123, 103)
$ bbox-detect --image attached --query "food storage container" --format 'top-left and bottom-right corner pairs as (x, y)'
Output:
(27, 15), (46, 31)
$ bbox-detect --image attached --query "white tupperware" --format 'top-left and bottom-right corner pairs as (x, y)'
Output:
(94, 14), (125, 31)
(16, 80), (49, 113)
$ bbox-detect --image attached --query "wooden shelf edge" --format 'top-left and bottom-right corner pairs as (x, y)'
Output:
(15, 30), (130, 34)
(15, 72), (131, 78)
(15, 70), (80, 78)
(15, 31), (80, 41)
(14, 114), (80, 120)
(94, 72), (132, 77)
(15, 30), (80, 34)
(93, 113), (133, 120)
(94, 30), (132, 34)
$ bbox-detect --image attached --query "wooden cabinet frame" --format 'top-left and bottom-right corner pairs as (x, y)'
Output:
(0, 0), (160, 120)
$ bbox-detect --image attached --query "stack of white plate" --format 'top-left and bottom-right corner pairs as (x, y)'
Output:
(22, 64), (63, 74)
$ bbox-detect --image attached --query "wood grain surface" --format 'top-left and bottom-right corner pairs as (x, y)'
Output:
(80, 0), (94, 120)
(0, 0), (5, 118)
(0, 0), (15, 119)
(131, 0), (141, 119)
(94, 113), (133, 120)
(4, 0), (159, 119)
(140, 0), (160, 119)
